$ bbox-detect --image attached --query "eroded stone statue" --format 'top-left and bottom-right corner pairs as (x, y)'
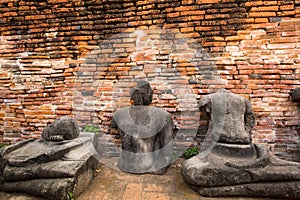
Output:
(182, 89), (300, 198)
(42, 116), (80, 141)
(112, 80), (175, 174)
(0, 116), (98, 200)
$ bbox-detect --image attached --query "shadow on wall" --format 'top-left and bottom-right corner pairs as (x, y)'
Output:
(71, 27), (225, 162)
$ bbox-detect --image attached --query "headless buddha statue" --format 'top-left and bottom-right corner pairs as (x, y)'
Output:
(182, 89), (300, 198)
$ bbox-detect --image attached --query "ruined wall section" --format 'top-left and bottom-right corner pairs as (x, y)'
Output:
(0, 0), (299, 161)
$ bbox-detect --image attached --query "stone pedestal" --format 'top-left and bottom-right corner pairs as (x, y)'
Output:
(0, 132), (98, 200)
(182, 143), (300, 198)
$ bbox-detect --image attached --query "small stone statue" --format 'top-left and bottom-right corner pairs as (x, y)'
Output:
(182, 89), (300, 198)
(112, 80), (175, 174)
(42, 116), (80, 141)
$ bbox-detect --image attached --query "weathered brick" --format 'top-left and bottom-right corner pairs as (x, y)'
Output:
(167, 12), (180, 18)
(249, 12), (277, 17)
(254, 18), (269, 23)
(280, 4), (294, 10)
(180, 27), (194, 33)
(25, 15), (47, 20)
(196, 0), (220, 4)
(278, 10), (296, 16)
(251, 6), (279, 12)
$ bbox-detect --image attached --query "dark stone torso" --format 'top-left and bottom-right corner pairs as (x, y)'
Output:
(113, 106), (174, 174)
(200, 89), (255, 144)
(113, 106), (168, 152)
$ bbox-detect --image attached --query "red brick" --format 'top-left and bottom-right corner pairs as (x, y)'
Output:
(249, 12), (276, 17)
(239, 70), (253, 74)
(180, 27), (194, 33)
(25, 15), (47, 20)
(254, 18), (269, 23)
(245, 1), (264, 6)
(190, 15), (204, 20)
(56, 110), (71, 115)
(174, 6), (198, 11)
(205, 13), (230, 19)
(262, 75), (281, 79)
(251, 6), (278, 12)
(167, 12), (180, 18)
(280, 5), (294, 10)
(73, 36), (93, 41)
(278, 10), (296, 16)
(270, 37), (299, 43)
(196, 0), (220, 3)
(3, 12), (18, 17)
(267, 43), (296, 49)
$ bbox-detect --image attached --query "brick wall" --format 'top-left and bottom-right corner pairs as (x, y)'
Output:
(0, 0), (299, 161)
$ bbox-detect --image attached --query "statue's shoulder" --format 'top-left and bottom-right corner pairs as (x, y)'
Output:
(113, 106), (130, 117)
(149, 106), (172, 117)
(149, 106), (168, 113)
(113, 106), (171, 122)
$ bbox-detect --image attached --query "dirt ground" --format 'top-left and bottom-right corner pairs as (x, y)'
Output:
(0, 158), (279, 200)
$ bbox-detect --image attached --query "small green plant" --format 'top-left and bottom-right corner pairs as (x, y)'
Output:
(183, 145), (199, 159)
(83, 125), (100, 134)
(68, 191), (74, 200)
(0, 144), (5, 149)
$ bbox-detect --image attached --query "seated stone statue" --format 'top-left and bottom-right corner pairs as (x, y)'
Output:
(0, 116), (98, 200)
(182, 89), (300, 198)
(112, 80), (175, 174)
(42, 116), (80, 141)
